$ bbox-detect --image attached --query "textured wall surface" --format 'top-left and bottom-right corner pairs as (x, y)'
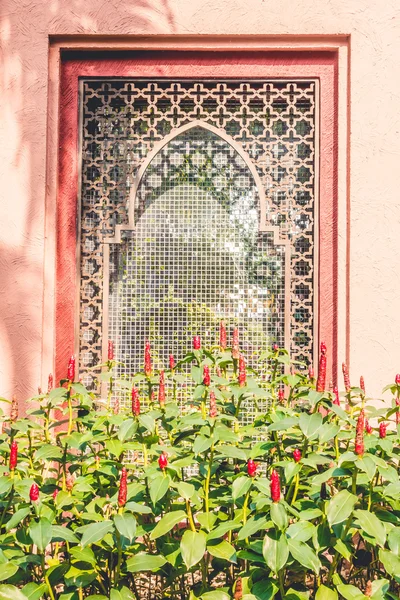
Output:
(1, 0), (400, 401)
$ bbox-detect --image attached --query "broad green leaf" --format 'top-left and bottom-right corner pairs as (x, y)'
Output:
(206, 520), (240, 541)
(354, 510), (386, 547)
(207, 540), (237, 563)
(6, 507), (30, 531)
(333, 539), (352, 561)
(51, 525), (79, 543)
(21, 583), (48, 600)
(379, 548), (400, 578)
(270, 503), (288, 531)
(69, 546), (96, 566)
(216, 445), (247, 461)
(232, 476), (252, 501)
(288, 539), (321, 574)
(138, 414), (155, 432)
(238, 515), (268, 540)
(0, 564), (18, 582)
(370, 579), (389, 598)
(286, 521), (315, 542)
(180, 530), (206, 569)
(149, 475), (169, 505)
(201, 592), (231, 600)
(35, 445), (63, 461)
(315, 585), (338, 600)
(80, 520), (114, 547)
(267, 417), (298, 432)
(110, 588), (136, 600)
(0, 585), (28, 600)
(299, 412), (323, 439)
(105, 439), (123, 458)
(177, 482), (195, 500)
(318, 423), (340, 444)
(388, 528), (400, 554)
(126, 553), (167, 573)
(336, 585), (366, 600)
(326, 490), (357, 527)
(29, 518), (52, 552)
(0, 478), (12, 497)
(118, 419), (137, 442)
(357, 456), (376, 479)
(114, 513), (137, 543)
(251, 580), (279, 600)
(193, 435), (213, 455)
(262, 531), (289, 573)
(64, 565), (96, 588)
(150, 510), (186, 540)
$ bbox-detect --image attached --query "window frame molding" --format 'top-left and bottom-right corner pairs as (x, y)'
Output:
(45, 36), (350, 385)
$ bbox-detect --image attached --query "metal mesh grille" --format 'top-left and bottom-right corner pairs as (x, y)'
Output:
(79, 79), (317, 389)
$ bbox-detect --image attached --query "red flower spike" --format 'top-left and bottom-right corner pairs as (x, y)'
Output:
(333, 386), (340, 406)
(308, 365), (315, 379)
(52, 489), (59, 500)
(232, 328), (239, 359)
(247, 459), (257, 477)
(131, 386), (140, 416)
(355, 409), (365, 456)
(158, 452), (168, 470)
(272, 343), (278, 351)
(29, 483), (40, 502)
(67, 355), (75, 382)
(47, 373), (53, 394)
(316, 342), (327, 392)
(270, 469), (281, 503)
(118, 467), (127, 508)
(395, 374), (400, 385)
(360, 376), (365, 395)
(169, 354), (175, 371)
(158, 370), (166, 408)
(293, 449), (302, 463)
(209, 391), (218, 418)
(108, 340), (114, 361)
(144, 340), (152, 377)
(203, 365), (211, 387)
(278, 388), (285, 403)
(238, 355), (246, 387)
(379, 422), (387, 439)
(365, 419), (373, 434)
(193, 336), (201, 350)
(219, 321), (227, 350)
(9, 441), (17, 471)
(342, 362), (351, 392)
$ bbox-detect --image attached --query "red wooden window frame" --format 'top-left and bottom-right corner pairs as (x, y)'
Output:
(57, 50), (338, 382)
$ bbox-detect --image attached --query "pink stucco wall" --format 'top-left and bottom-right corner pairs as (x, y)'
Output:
(1, 0), (400, 402)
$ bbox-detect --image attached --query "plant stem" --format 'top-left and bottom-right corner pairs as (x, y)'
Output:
(186, 500), (196, 532)
(291, 473), (300, 506)
(278, 569), (285, 599)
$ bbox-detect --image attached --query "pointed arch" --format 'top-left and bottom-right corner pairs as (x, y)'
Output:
(127, 120), (268, 227)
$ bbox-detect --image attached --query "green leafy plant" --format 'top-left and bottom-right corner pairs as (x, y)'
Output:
(0, 332), (399, 600)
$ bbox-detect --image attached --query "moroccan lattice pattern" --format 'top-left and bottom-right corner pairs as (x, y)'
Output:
(80, 80), (316, 389)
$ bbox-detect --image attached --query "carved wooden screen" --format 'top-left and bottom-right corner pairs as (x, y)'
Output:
(79, 79), (318, 390)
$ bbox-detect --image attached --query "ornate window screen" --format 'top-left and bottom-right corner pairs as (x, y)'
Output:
(79, 79), (318, 389)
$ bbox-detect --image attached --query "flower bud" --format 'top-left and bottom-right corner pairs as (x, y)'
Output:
(29, 483), (40, 502)
(219, 321), (227, 350)
(52, 489), (59, 500)
(270, 469), (281, 502)
(158, 370), (166, 408)
(144, 340), (152, 377)
(333, 386), (340, 406)
(9, 440), (17, 471)
(278, 388), (285, 403)
(379, 422), (387, 439)
(193, 336), (201, 350)
(342, 362), (351, 392)
(238, 355), (246, 387)
(293, 449), (301, 463)
(47, 374), (53, 394)
(203, 365), (211, 387)
(131, 386), (140, 416)
(360, 376), (365, 395)
(169, 354), (175, 371)
(118, 467), (127, 508)
(396, 374), (400, 385)
(67, 355), (75, 382)
(209, 391), (218, 418)
(247, 459), (257, 477)
(158, 452), (168, 470)
(365, 419), (373, 434)
(355, 409), (365, 456)
(108, 340), (114, 361)
(272, 343), (278, 351)
(232, 328), (239, 359)
(316, 342), (327, 392)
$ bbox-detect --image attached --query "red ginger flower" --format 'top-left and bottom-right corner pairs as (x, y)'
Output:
(238, 355), (246, 387)
(9, 440), (17, 470)
(293, 449), (302, 463)
(158, 370), (166, 407)
(395, 374), (400, 385)
(365, 419), (373, 434)
(52, 489), (59, 500)
(209, 391), (218, 418)
(118, 467), (127, 507)
(333, 386), (340, 406)
(316, 342), (327, 392)
(379, 422), (387, 439)
(47, 373), (53, 393)
(169, 354), (175, 370)
(158, 452), (168, 470)
(360, 376), (365, 395)
(203, 365), (211, 387)
(232, 328), (239, 359)
(108, 340), (114, 361)
(308, 365), (315, 379)
(270, 469), (281, 503)
(10, 395), (18, 422)
(193, 336), (201, 350)
(131, 386), (140, 416)
(219, 321), (227, 350)
(247, 459), (257, 477)
(278, 388), (285, 403)
(342, 362), (351, 392)
(29, 483), (40, 502)
(144, 340), (152, 377)
(355, 409), (365, 456)
(67, 355), (75, 382)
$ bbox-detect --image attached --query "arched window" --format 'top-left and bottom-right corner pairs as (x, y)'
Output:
(104, 123), (288, 374)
